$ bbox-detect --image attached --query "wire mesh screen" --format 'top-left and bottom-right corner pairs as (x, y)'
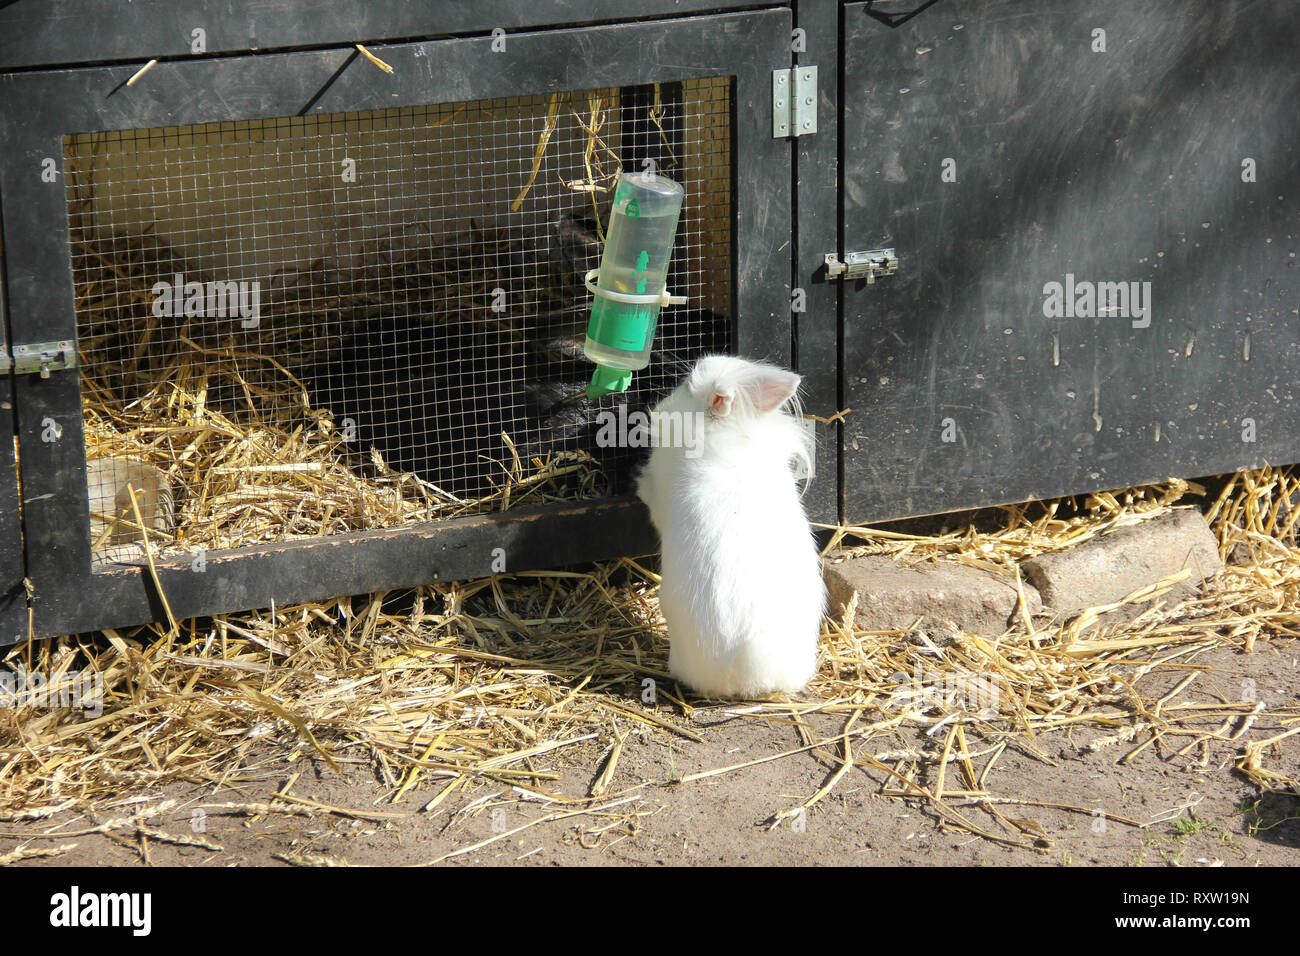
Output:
(64, 79), (733, 561)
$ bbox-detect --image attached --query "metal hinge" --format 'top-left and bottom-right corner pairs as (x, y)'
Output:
(773, 66), (817, 138)
(9, 341), (76, 378)
(824, 248), (898, 284)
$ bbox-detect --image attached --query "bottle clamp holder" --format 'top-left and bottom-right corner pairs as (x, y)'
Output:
(584, 268), (688, 307)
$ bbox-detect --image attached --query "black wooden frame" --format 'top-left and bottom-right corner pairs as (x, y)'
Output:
(0, 8), (796, 641)
(0, 0), (767, 70)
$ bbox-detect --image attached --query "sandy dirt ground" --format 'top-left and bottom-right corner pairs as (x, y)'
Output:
(3, 638), (1295, 868)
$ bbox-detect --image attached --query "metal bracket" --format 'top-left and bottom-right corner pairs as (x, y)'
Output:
(824, 248), (898, 285)
(773, 66), (817, 138)
(11, 341), (76, 378)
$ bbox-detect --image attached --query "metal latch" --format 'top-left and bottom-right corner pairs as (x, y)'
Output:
(11, 341), (76, 378)
(824, 249), (898, 284)
(773, 66), (817, 138)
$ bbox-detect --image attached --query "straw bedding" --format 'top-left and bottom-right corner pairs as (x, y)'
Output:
(3, 466), (1297, 847)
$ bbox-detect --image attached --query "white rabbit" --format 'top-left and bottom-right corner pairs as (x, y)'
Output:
(635, 355), (825, 698)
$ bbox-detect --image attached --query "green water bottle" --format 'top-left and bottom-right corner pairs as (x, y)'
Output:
(583, 171), (687, 397)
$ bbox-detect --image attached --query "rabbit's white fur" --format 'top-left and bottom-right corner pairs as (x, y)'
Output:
(635, 355), (825, 698)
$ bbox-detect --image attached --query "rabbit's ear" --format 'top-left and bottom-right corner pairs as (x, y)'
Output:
(709, 387), (735, 417)
(742, 369), (800, 413)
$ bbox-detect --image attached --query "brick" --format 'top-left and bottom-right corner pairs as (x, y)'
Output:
(1020, 508), (1223, 616)
(824, 555), (1041, 636)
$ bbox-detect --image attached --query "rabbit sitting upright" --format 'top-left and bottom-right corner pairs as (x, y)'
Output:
(636, 355), (825, 698)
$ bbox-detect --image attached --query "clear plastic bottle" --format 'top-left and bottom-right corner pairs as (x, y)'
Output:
(584, 171), (685, 395)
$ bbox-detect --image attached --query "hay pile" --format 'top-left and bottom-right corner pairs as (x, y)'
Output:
(2, 467), (1297, 853)
(82, 384), (601, 551)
